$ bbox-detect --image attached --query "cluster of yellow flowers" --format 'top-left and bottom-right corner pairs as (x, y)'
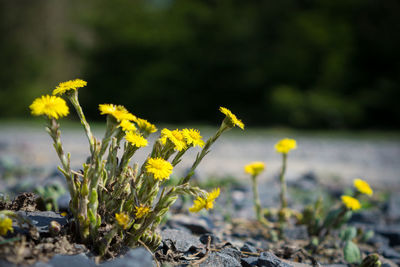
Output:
(189, 188), (221, 213)
(341, 178), (373, 211)
(0, 215), (13, 236)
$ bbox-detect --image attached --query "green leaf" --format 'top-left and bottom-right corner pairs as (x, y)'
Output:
(344, 241), (361, 264)
(362, 230), (374, 242)
(340, 226), (357, 241)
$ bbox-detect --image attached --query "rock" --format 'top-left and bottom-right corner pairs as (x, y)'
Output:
(374, 225), (400, 246)
(39, 253), (95, 267)
(241, 243), (258, 253)
(167, 214), (213, 234)
(220, 247), (241, 262)
(241, 256), (259, 267)
(367, 233), (390, 247)
(100, 247), (153, 267)
(15, 211), (68, 234)
(379, 245), (400, 260)
(199, 252), (241, 267)
(258, 252), (293, 267)
(161, 229), (202, 253)
(349, 210), (384, 225)
(386, 194), (400, 222)
(283, 226), (308, 240)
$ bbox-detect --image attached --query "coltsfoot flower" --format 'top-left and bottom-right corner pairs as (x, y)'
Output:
(146, 157), (173, 181)
(219, 107), (244, 130)
(115, 212), (130, 229)
(119, 120), (137, 132)
(189, 188), (220, 213)
(341, 195), (361, 211)
(52, 79), (87, 95)
(125, 131), (148, 148)
(182, 129), (205, 148)
(99, 104), (136, 122)
(134, 118), (157, 134)
(30, 95), (69, 119)
(160, 129), (187, 151)
(354, 179), (373, 196)
(275, 138), (297, 154)
(244, 161), (265, 176)
(0, 215), (13, 236)
(135, 205), (151, 219)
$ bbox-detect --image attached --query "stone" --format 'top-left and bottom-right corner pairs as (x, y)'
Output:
(258, 252), (293, 267)
(386, 194), (400, 221)
(199, 233), (220, 245)
(241, 242), (258, 253)
(220, 247), (241, 262)
(167, 214), (213, 234)
(374, 225), (400, 246)
(199, 252), (241, 267)
(39, 253), (95, 267)
(283, 226), (308, 240)
(241, 256), (259, 267)
(16, 211), (68, 234)
(161, 229), (202, 253)
(100, 247), (153, 267)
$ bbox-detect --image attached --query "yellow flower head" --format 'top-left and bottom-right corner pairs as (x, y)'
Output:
(219, 107), (244, 130)
(99, 104), (136, 122)
(52, 79), (87, 95)
(135, 118), (157, 135)
(182, 129), (205, 148)
(160, 129), (187, 151)
(125, 131), (148, 148)
(341, 195), (361, 211)
(275, 138), (297, 154)
(119, 120), (137, 132)
(189, 188), (220, 213)
(0, 215), (13, 236)
(115, 212), (130, 230)
(244, 161), (266, 176)
(146, 157), (173, 181)
(354, 179), (373, 196)
(135, 205), (151, 219)
(30, 95), (69, 119)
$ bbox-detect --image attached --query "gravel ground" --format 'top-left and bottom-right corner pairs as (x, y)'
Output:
(0, 123), (399, 190)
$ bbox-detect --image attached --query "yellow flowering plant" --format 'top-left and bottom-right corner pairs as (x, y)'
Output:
(28, 80), (244, 256)
(275, 138), (297, 222)
(244, 162), (267, 224)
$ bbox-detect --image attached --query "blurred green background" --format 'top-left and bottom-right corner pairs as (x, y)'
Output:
(1, 0), (399, 129)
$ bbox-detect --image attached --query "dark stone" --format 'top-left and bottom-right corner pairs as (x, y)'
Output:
(379, 245), (400, 260)
(241, 243), (258, 253)
(199, 252), (241, 267)
(375, 225), (400, 246)
(200, 233), (220, 245)
(367, 233), (390, 247)
(258, 252), (293, 267)
(167, 214), (213, 234)
(283, 225), (309, 240)
(100, 247), (153, 267)
(241, 256), (259, 267)
(42, 253), (95, 267)
(161, 229), (202, 253)
(349, 210), (384, 225)
(16, 211), (68, 234)
(386, 194), (400, 222)
(220, 247), (241, 262)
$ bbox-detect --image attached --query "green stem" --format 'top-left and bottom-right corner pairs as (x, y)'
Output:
(279, 153), (288, 210)
(251, 175), (262, 222)
(68, 91), (95, 154)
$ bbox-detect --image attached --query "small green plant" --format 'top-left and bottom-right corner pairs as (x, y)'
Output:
(28, 79), (244, 256)
(34, 182), (66, 211)
(244, 161), (267, 224)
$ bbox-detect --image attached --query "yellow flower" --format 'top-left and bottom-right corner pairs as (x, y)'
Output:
(341, 195), (361, 211)
(115, 212), (130, 229)
(146, 157), (173, 181)
(244, 162), (265, 176)
(134, 118), (157, 134)
(182, 129), (205, 148)
(135, 205), (151, 219)
(275, 138), (297, 154)
(125, 131), (148, 148)
(189, 188), (220, 213)
(160, 129), (187, 151)
(99, 104), (136, 122)
(52, 79), (87, 95)
(0, 215), (13, 236)
(30, 95), (69, 119)
(119, 120), (137, 132)
(354, 179), (373, 196)
(219, 107), (244, 130)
